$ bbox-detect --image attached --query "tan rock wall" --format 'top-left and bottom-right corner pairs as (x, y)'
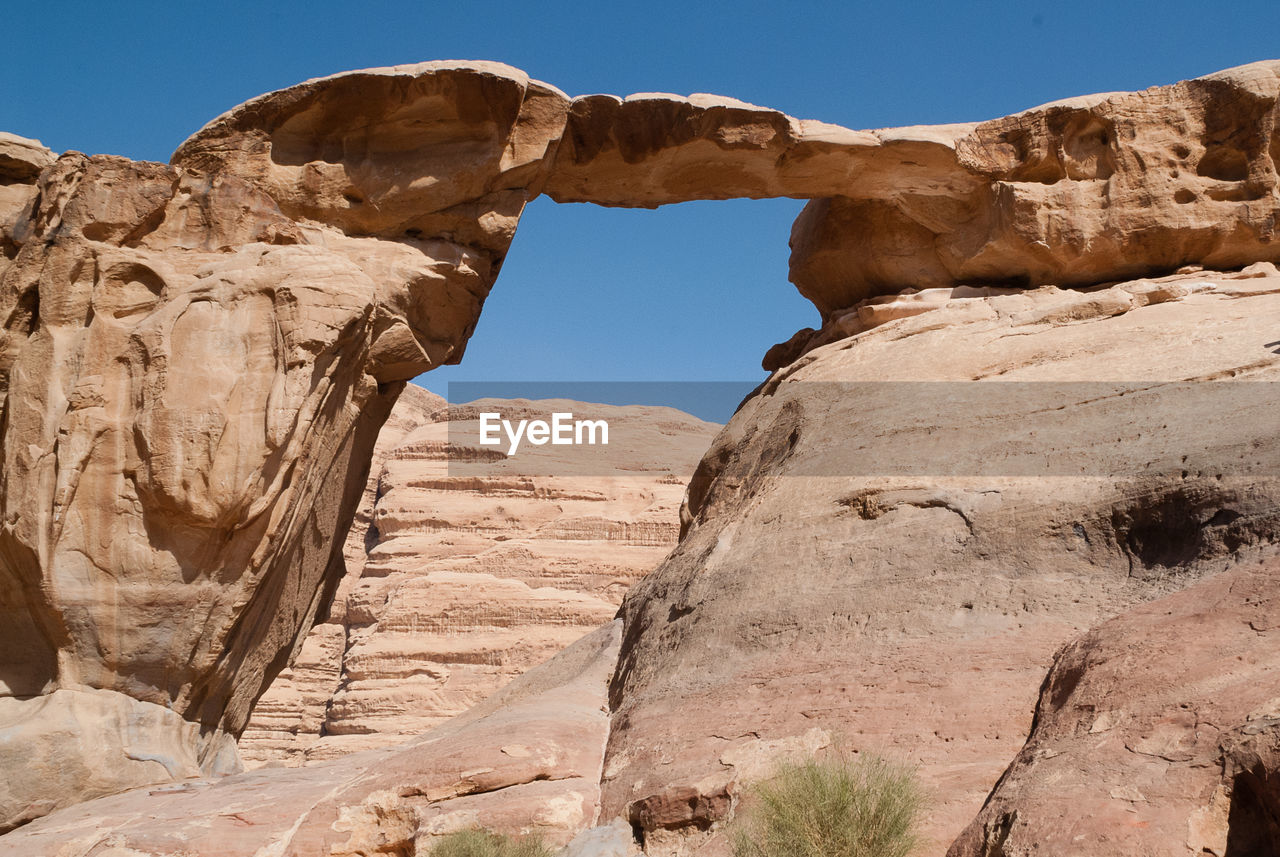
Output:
(239, 393), (717, 766)
(604, 269), (1280, 854)
(0, 63), (564, 829)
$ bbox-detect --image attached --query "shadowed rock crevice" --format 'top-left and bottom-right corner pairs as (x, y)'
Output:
(1225, 765), (1280, 857)
(1101, 481), (1280, 577)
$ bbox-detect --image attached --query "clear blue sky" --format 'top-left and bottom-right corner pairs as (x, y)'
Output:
(6, 1), (1279, 420)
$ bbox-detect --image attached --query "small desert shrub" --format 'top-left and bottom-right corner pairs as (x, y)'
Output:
(429, 828), (554, 857)
(730, 752), (923, 857)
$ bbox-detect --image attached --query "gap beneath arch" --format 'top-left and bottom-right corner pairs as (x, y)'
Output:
(415, 196), (812, 423)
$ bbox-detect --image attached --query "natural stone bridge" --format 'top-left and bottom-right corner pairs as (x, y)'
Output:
(1, 58), (1278, 832)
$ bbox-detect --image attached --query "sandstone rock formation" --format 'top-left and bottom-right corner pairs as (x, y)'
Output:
(0, 62), (568, 829)
(603, 267), (1280, 854)
(0, 134), (53, 180)
(786, 61), (1280, 322)
(0, 134), (54, 263)
(4, 266), (1274, 857)
(240, 391), (715, 766)
(177, 59), (1280, 324)
(948, 557), (1280, 857)
(235, 383), (442, 765)
(2, 55), (1279, 853)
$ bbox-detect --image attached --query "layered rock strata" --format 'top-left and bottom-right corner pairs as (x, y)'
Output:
(240, 392), (715, 766)
(3, 268), (1275, 857)
(234, 383), (443, 765)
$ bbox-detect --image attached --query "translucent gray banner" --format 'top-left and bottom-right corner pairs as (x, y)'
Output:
(441, 381), (1278, 478)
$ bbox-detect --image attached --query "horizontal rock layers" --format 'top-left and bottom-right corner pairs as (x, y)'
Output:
(232, 383), (443, 766)
(239, 389), (716, 765)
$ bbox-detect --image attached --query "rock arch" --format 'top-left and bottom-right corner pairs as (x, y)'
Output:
(1, 58), (1278, 830)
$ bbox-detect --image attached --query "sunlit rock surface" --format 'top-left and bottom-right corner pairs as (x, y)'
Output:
(1, 57), (1279, 851)
(239, 391), (716, 766)
(947, 556), (1280, 857)
(0, 62), (568, 829)
(0, 621), (623, 855)
(604, 268), (1280, 854)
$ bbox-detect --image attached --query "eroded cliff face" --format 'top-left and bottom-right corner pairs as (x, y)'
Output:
(234, 383), (446, 766)
(239, 391), (716, 766)
(6, 267), (1275, 857)
(1, 57), (1279, 852)
(0, 62), (569, 829)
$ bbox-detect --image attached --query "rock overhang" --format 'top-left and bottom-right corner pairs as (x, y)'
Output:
(168, 58), (1280, 332)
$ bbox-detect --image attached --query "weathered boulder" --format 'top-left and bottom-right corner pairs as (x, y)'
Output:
(787, 61), (1280, 320)
(0, 133), (55, 284)
(0, 133), (54, 184)
(0, 688), (238, 832)
(948, 558), (1280, 857)
(602, 267), (1280, 854)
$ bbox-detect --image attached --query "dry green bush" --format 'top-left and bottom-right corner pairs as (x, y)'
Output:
(730, 752), (923, 857)
(429, 829), (554, 857)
